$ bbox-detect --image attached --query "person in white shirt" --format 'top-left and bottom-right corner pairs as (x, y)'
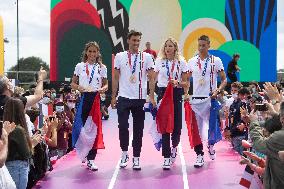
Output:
(71, 41), (108, 171)
(154, 37), (189, 170)
(111, 30), (156, 170)
(188, 35), (227, 168)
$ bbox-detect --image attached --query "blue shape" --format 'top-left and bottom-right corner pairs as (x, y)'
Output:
(225, 1), (237, 40)
(72, 94), (85, 147)
(154, 139), (162, 151)
(259, 22), (277, 82)
(253, 0), (261, 45)
(260, 0), (269, 35)
(208, 99), (222, 145)
(271, 2), (277, 22)
(245, 0), (250, 42)
(209, 50), (239, 82)
(235, 0), (243, 39)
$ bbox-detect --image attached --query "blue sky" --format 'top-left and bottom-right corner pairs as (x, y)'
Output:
(0, 0), (283, 71)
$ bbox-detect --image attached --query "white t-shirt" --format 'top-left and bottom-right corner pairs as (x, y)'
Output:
(188, 54), (224, 96)
(114, 51), (154, 99)
(74, 62), (107, 92)
(154, 58), (188, 88)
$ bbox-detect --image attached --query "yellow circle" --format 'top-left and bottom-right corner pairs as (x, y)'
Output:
(183, 28), (227, 60)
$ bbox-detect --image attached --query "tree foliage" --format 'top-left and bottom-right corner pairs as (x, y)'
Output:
(8, 56), (49, 83)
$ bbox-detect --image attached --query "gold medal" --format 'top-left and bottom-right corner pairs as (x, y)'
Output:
(129, 75), (137, 83)
(199, 78), (205, 86)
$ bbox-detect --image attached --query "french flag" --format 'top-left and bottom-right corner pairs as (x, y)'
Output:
(34, 103), (53, 129)
(156, 84), (174, 134)
(239, 165), (254, 188)
(72, 93), (104, 160)
(184, 101), (202, 148)
(147, 84), (174, 150)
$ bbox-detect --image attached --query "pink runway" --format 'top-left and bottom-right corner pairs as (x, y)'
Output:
(34, 109), (245, 189)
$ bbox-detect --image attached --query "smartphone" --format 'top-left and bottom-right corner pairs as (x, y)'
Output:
(0, 121), (3, 138)
(255, 104), (268, 111)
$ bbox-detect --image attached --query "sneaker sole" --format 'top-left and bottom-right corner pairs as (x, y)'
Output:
(163, 167), (171, 170)
(194, 164), (204, 168)
(133, 167), (141, 171)
(120, 165), (127, 168)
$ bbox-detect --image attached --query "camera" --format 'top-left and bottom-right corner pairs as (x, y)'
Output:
(59, 83), (72, 94)
(255, 104), (268, 111)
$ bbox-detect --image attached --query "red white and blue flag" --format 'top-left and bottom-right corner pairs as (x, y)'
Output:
(72, 93), (104, 160)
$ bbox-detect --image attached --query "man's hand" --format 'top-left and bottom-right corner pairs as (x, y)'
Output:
(278, 151), (284, 161)
(248, 109), (258, 123)
(237, 123), (246, 131)
(111, 97), (117, 109)
(211, 89), (219, 99)
(263, 82), (282, 102)
(38, 67), (47, 81)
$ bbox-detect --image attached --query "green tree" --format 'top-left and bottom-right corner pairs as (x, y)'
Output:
(8, 56), (49, 83)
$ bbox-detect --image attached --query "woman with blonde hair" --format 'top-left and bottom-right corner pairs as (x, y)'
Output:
(71, 41), (108, 171)
(154, 37), (189, 170)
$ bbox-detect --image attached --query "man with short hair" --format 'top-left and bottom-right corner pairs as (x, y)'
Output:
(187, 35), (227, 168)
(0, 68), (47, 120)
(143, 41), (157, 59)
(112, 30), (156, 170)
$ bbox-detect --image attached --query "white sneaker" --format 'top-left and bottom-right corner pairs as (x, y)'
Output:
(119, 152), (129, 168)
(170, 147), (177, 163)
(208, 145), (216, 160)
(194, 155), (204, 168)
(132, 157), (141, 170)
(162, 158), (171, 170)
(87, 160), (98, 171)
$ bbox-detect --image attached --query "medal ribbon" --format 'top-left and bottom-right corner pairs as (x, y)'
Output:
(165, 59), (176, 80)
(88, 63), (97, 85)
(128, 51), (139, 75)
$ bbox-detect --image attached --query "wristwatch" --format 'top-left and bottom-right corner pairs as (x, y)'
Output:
(271, 99), (279, 105)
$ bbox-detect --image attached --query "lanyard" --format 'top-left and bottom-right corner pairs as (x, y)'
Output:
(128, 51), (139, 74)
(85, 63), (97, 84)
(165, 59), (176, 80)
(197, 54), (211, 77)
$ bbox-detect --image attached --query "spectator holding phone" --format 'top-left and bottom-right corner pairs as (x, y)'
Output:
(55, 100), (72, 158)
(247, 102), (284, 189)
(4, 98), (33, 189)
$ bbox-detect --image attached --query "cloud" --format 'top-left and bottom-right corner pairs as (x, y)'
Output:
(1, 0), (50, 70)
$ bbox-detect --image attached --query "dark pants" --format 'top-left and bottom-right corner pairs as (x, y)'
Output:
(157, 87), (183, 158)
(194, 144), (204, 156)
(117, 97), (146, 157)
(81, 92), (98, 160)
(227, 72), (237, 82)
